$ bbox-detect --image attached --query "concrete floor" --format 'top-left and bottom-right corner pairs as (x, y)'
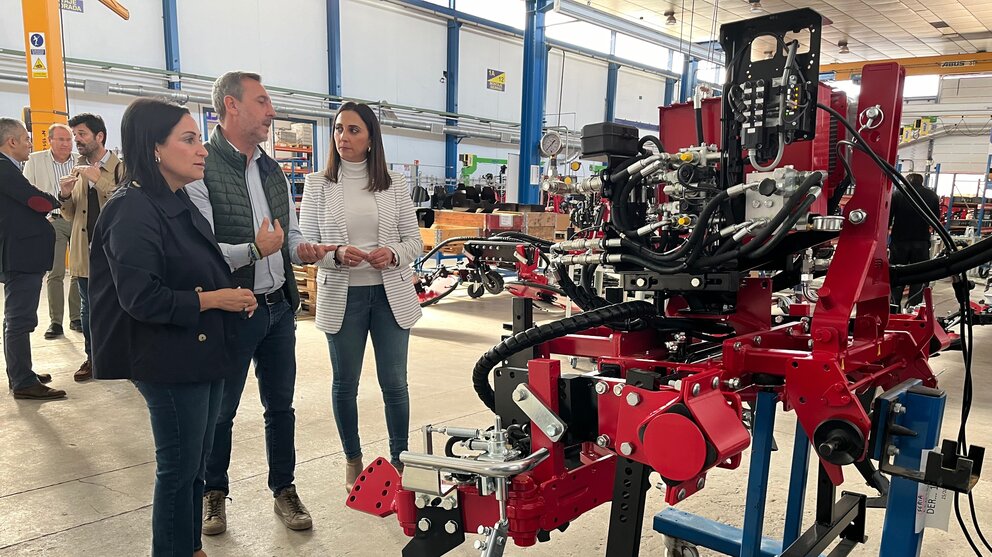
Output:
(1, 280), (989, 557)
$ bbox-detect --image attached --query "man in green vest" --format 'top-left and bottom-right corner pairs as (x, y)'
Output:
(187, 71), (332, 536)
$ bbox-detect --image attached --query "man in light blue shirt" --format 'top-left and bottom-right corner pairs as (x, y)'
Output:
(186, 71), (332, 536)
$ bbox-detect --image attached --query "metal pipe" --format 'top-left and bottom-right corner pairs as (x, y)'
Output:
(399, 448), (550, 478)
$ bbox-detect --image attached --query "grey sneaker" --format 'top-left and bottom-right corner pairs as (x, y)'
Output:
(274, 486), (312, 531)
(202, 490), (227, 535)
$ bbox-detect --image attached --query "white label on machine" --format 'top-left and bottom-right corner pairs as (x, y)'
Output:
(499, 214), (514, 228)
(915, 449), (952, 532)
(28, 32), (48, 79)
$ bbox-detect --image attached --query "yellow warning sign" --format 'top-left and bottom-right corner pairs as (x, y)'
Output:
(487, 69), (506, 92)
(31, 56), (47, 78)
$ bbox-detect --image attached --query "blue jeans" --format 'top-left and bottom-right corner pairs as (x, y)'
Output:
(77, 276), (91, 358)
(135, 379), (224, 557)
(326, 285), (410, 464)
(205, 299), (297, 496)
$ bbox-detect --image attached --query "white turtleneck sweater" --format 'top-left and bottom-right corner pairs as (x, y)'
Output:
(339, 158), (383, 286)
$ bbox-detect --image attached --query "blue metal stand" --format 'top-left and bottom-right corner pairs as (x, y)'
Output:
(783, 422), (811, 548)
(445, 6), (461, 186)
(878, 382), (946, 556)
(327, 0), (342, 98)
(162, 0), (180, 90)
(653, 390), (794, 557)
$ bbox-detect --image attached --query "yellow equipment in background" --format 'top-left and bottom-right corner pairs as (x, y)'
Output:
(20, 0), (129, 151)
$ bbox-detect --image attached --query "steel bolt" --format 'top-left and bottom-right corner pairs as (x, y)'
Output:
(691, 384), (701, 397)
(620, 442), (634, 456)
(808, 339), (814, 348)
(725, 378), (742, 390)
(613, 384), (624, 396)
(751, 199), (762, 208)
(415, 494), (429, 509)
(711, 377), (720, 390)
(892, 403), (906, 415)
(774, 315), (784, 324)
(848, 209), (867, 224)
(733, 341), (743, 352)
(473, 540), (488, 551)
(441, 497), (457, 511)
(596, 435), (611, 447)
(887, 445), (900, 457)
(418, 518), (432, 532)
(626, 392), (642, 406)
(478, 526), (492, 536)
(635, 277), (648, 288)
(753, 335), (762, 345)
(545, 424), (561, 437)
(677, 488), (687, 501)
(445, 520), (459, 534)
(764, 199), (775, 208)
(690, 277), (702, 288)
(512, 388), (529, 402)
(865, 105), (882, 119)
(697, 477), (706, 490)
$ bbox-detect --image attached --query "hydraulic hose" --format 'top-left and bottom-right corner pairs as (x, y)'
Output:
(891, 234), (992, 285)
(695, 107), (705, 146)
(745, 190), (819, 260)
(638, 135), (665, 154)
(472, 300), (657, 411)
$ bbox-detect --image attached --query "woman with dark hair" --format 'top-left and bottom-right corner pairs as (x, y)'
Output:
(298, 101), (422, 491)
(89, 97), (256, 556)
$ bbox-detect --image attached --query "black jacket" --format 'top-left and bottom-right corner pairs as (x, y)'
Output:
(891, 184), (941, 244)
(89, 182), (239, 383)
(0, 155), (60, 275)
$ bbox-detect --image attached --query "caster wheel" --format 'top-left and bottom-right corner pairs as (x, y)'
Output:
(483, 271), (505, 295)
(467, 283), (486, 298)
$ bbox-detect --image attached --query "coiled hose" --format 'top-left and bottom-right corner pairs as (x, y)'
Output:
(472, 300), (657, 411)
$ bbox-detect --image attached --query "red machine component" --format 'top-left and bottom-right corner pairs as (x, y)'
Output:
(349, 61), (960, 556)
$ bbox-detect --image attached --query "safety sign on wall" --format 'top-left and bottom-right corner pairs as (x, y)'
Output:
(61, 0), (84, 13)
(28, 32), (48, 79)
(487, 69), (506, 92)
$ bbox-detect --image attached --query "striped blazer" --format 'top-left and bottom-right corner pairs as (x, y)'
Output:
(299, 170), (423, 334)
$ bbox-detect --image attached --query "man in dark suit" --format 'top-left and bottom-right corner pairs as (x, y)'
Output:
(0, 118), (66, 400)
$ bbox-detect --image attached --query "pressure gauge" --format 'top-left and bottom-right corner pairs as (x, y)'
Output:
(540, 131), (564, 157)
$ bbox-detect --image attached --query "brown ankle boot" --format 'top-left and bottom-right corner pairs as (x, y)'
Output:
(345, 456), (364, 493)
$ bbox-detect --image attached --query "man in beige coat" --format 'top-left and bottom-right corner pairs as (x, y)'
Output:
(22, 123), (81, 339)
(58, 113), (122, 381)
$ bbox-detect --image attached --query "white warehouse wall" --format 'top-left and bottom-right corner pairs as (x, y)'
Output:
(899, 77), (992, 175)
(340, 0), (446, 111)
(1, 0), (679, 185)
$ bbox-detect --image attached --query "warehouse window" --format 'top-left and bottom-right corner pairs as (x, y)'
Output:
(546, 20), (613, 53)
(614, 34), (669, 70)
(904, 75), (940, 99)
(456, 0), (525, 30)
(697, 60), (724, 85)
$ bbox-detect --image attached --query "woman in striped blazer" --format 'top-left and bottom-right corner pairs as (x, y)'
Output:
(298, 102), (422, 492)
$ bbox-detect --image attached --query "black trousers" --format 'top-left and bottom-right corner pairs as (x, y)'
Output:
(1, 271), (44, 391)
(890, 241), (931, 310)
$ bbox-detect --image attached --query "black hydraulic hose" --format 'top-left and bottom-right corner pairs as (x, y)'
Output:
(827, 174), (852, 216)
(892, 234), (992, 285)
(492, 230), (554, 249)
(609, 154), (649, 183)
(705, 172), (822, 263)
(638, 135), (665, 154)
(745, 192), (819, 260)
(553, 263), (608, 310)
(472, 300), (657, 411)
(695, 107), (705, 146)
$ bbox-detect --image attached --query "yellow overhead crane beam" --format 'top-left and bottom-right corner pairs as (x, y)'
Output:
(21, 0), (128, 151)
(821, 52), (992, 81)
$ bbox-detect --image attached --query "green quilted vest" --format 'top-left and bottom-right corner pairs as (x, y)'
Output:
(203, 126), (300, 311)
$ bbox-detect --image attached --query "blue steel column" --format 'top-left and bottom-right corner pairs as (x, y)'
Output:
(679, 57), (698, 104)
(740, 390), (778, 557)
(664, 77), (677, 106)
(445, 4), (460, 186)
(605, 62), (619, 122)
(327, 0), (342, 98)
(518, 0), (551, 205)
(162, 0), (180, 90)
(605, 31), (618, 122)
(782, 422), (812, 547)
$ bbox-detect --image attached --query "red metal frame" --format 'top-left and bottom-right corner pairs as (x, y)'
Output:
(349, 63), (948, 554)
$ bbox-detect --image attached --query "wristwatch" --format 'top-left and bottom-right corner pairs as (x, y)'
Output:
(248, 242), (262, 264)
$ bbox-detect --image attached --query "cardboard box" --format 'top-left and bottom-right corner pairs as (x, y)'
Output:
(524, 212), (556, 230)
(527, 226), (556, 241)
(555, 212), (573, 231)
